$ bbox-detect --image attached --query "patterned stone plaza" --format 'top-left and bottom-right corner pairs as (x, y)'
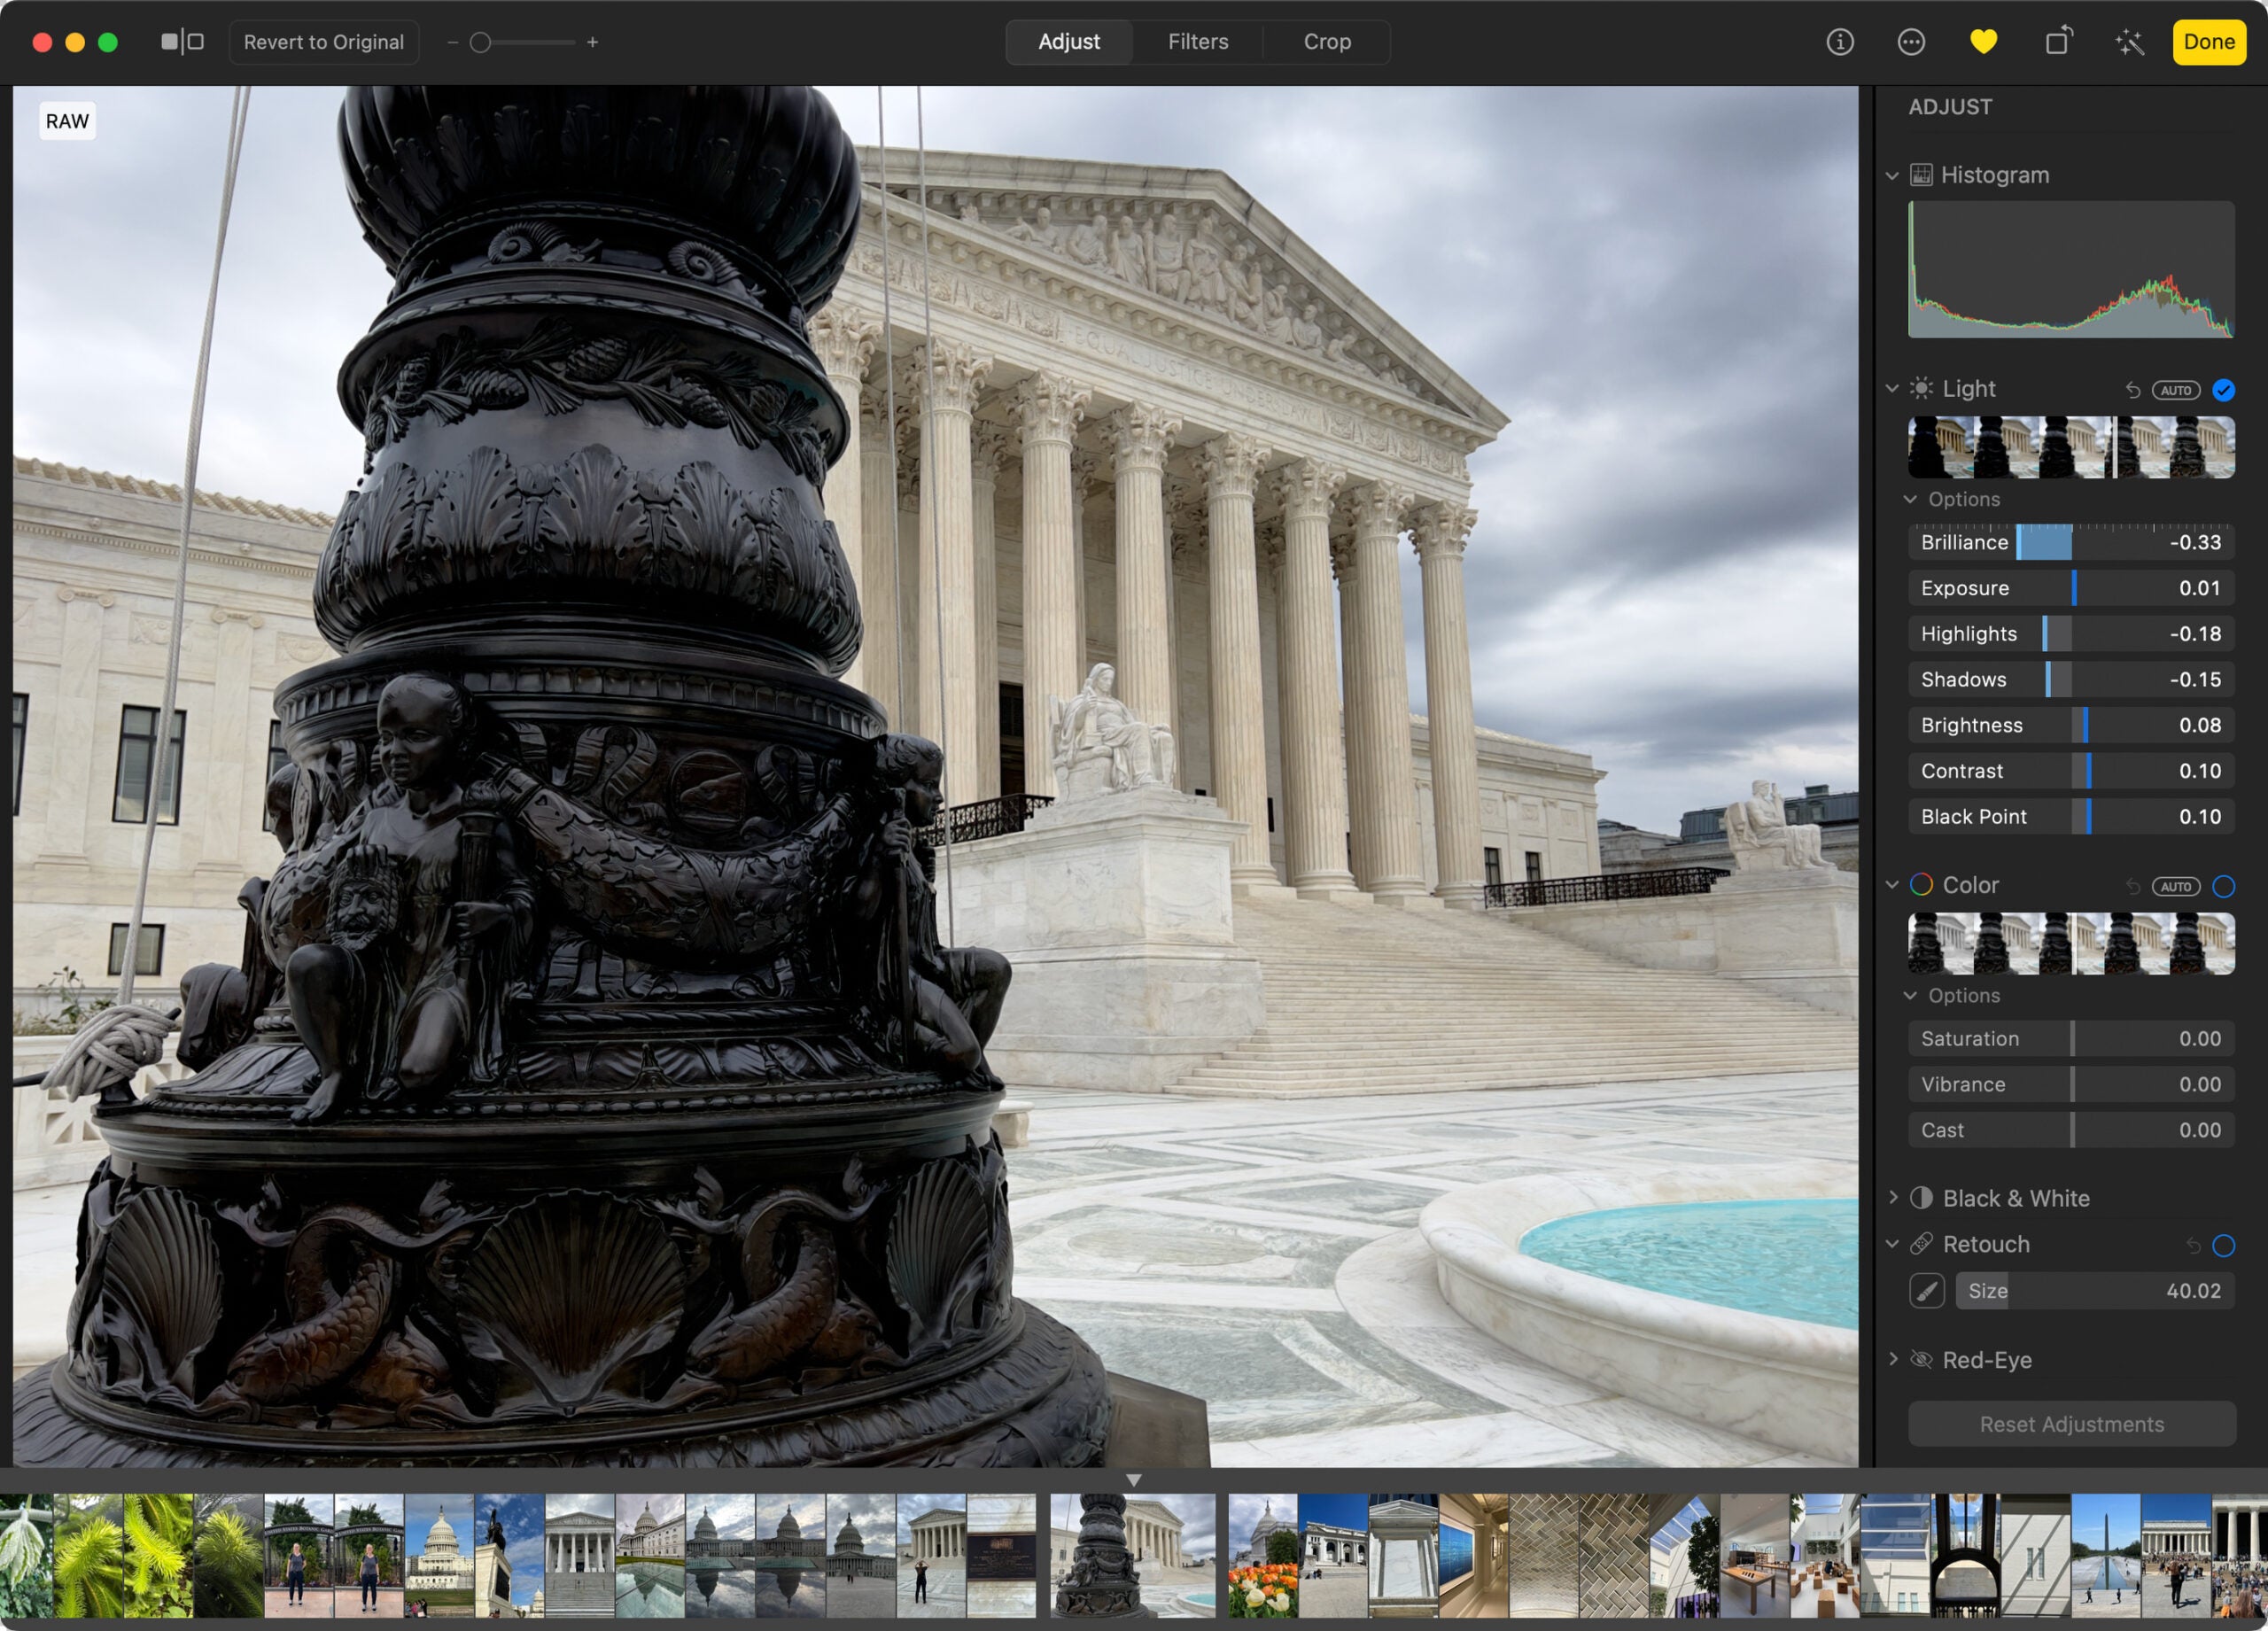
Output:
(1006, 1068), (1857, 1466)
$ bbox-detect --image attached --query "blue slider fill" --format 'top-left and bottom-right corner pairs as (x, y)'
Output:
(2016, 524), (2073, 562)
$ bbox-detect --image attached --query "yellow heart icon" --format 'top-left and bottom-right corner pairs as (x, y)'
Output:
(1970, 27), (1999, 50)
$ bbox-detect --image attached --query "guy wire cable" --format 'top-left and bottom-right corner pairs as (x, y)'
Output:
(914, 86), (957, 944)
(119, 85), (252, 1010)
(874, 89), (907, 732)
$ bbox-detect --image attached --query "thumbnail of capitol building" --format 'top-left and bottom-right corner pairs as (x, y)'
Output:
(826, 1514), (896, 1580)
(406, 1503), (476, 1596)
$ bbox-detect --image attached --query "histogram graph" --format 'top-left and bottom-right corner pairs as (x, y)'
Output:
(1908, 200), (2236, 338)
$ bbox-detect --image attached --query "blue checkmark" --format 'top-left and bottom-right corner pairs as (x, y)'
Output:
(2212, 377), (2235, 402)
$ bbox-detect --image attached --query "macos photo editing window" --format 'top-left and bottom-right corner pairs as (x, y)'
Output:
(3, 2), (2260, 1620)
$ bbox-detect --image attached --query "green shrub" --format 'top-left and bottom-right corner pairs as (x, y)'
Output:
(192, 1510), (263, 1619)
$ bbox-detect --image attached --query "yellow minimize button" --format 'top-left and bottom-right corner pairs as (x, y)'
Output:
(2173, 18), (2247, 63)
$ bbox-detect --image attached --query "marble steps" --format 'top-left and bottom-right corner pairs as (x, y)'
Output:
(1168, 895), (1853, 1096)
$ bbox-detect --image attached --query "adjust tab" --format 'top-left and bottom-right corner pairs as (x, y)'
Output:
(1006, 19), (1135, 66)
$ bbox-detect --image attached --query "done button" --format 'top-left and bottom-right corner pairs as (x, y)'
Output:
(2172, 19), (2247, 63)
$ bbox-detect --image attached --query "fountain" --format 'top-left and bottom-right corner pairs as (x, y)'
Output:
(13, 85), (1126, 1466)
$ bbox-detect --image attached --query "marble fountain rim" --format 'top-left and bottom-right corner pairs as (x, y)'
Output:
(1418, 1162), (1862, 1383)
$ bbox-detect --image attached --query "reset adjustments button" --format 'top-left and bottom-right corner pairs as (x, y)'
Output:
(1910, 1400), (2238, 1448)
(229, 19), (417, 63)
(1006, 19), (1135, 65)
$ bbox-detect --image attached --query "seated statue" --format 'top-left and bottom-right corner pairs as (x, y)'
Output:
(1723, 779), (1831, 873)
(1049, 663), (1177, 801)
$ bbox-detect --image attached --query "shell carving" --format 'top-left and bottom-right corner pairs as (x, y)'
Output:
(91, 1185), (223, 1402)
(454, 1193), (688, 1413)
(885, 1158), (993, 1353)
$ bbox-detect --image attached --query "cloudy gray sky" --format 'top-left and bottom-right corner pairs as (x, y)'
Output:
(1053, 1492), (1216, 1559)
(621, 1491), (683, 1540)
(1229, 1493), (1296, 1558)
(12, 84), (1855, 832)
(697, 1494), (757, 1542)
(832, 1493), (895, 1546)
(758, 1492), (823, 1542)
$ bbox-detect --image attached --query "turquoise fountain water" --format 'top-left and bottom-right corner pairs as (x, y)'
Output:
(1519, 1198), (1858, 1328)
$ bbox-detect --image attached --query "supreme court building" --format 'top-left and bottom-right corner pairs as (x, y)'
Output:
(812, 148), (1597, 905)
(906, 1504), (967, 1563)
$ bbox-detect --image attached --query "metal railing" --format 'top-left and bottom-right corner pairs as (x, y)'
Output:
(920, 794), (1054, 845)
(1483, 866), (1728, 909)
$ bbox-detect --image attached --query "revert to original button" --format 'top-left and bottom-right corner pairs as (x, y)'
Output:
(1910, 1400), (2237, 1448)
(1006, 20), (1135, 65)
(229, 20), (417, 63)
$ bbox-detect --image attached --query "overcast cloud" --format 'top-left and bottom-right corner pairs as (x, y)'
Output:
(12, 84), (1855, 832)
(1053, 1492), (1216, 1559)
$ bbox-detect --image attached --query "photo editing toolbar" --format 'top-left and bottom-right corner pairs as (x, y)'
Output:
(3, 0), (2262, 1619)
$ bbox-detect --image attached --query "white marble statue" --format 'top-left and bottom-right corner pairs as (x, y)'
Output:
(1049, 663), (1177, 800)
(1723, 779), (1832, 872)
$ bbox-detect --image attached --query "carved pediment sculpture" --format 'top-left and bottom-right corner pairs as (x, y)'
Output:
(936, 183), (1447, 405)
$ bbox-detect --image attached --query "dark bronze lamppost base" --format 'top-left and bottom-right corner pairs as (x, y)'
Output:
(13, 1301), (1107, 1468)
(33, 84), (1167, 1475)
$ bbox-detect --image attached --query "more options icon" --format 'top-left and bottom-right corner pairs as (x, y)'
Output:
(1899, 27), (1927, 54)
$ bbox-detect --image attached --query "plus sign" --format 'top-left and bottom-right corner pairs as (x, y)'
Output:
(586, 35), (598, 46)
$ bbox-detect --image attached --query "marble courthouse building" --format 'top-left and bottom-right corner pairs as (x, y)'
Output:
(819, 149), (1593, 905)
(11, 146), (1606, 1022)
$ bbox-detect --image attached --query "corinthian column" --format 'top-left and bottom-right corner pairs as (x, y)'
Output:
(1014, 374), (1090, 798)
(970, 421), (1012, 803)
(1331, 532), (1366, 883)
(809, 307), (881, 693)
(1274, 460), (1358, 896)
(1343, 482), (1427, 900)
(1416, 503), (1486, 905)
(913, 339), (991, 801)
(1200, 434), (1276, 884)
(858, 399), (903, 721)
(1108, 405), (1183, 730)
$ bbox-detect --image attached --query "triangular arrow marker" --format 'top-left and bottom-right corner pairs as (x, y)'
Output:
(1127, 1474), (1143, 1487)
